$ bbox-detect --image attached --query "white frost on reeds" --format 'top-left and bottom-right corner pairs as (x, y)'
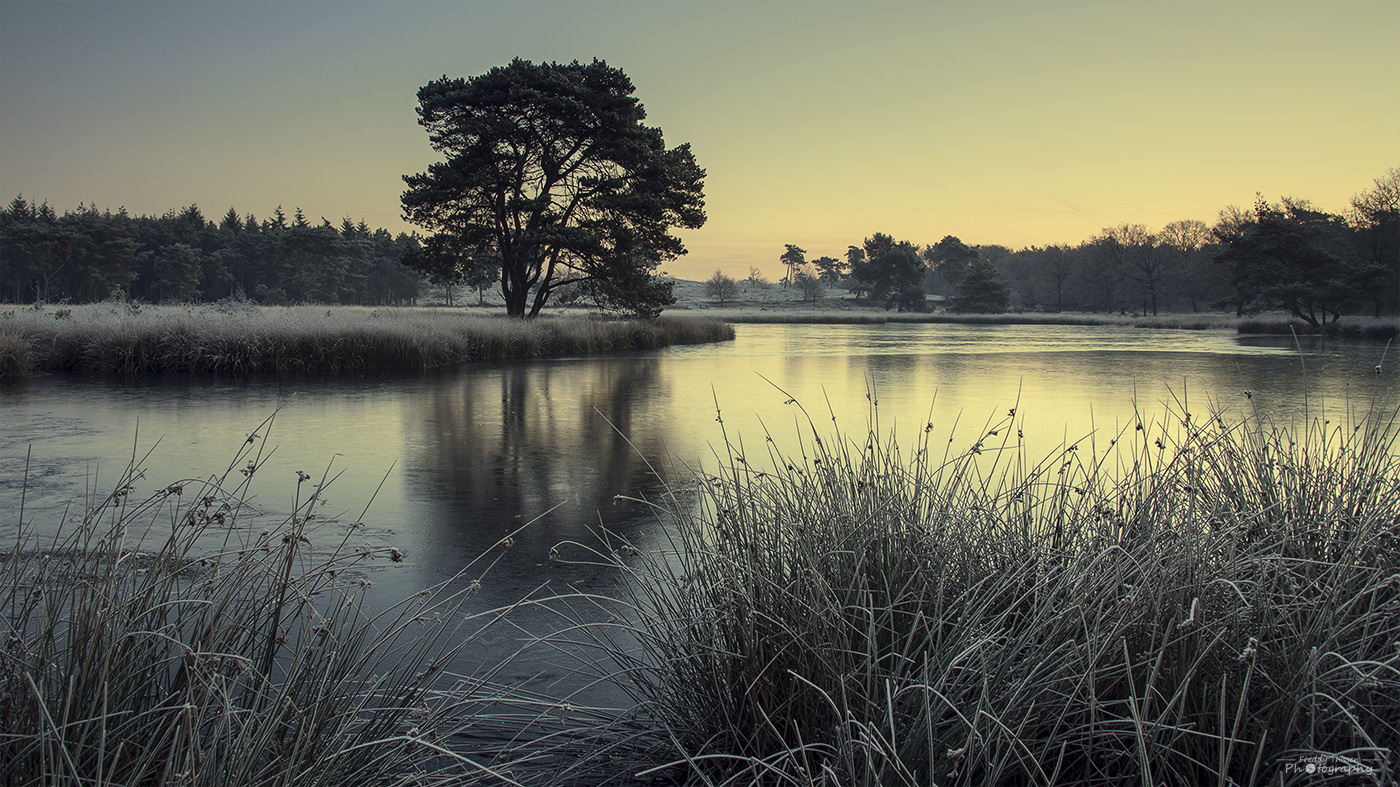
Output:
(0, 302), (734, 376)
(0, 414), (551, 786)
(547, 389), (1400, 786)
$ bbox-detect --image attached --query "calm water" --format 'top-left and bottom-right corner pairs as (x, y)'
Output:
(2, 323), (1394, 696)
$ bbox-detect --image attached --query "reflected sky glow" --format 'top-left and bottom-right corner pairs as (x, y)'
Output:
(652, 324), (1390, 466)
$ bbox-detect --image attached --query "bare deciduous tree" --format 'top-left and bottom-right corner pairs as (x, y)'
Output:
(705, 269), (740, 306)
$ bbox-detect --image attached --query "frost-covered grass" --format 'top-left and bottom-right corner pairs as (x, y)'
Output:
(553, 391), (1400, 785)
(5, 352), (1397, 785)
(0, 415), (546, 786)
(0, 301), (734, 377)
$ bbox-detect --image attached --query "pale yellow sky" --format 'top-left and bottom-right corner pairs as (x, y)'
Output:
(2, 0), (1396, 280)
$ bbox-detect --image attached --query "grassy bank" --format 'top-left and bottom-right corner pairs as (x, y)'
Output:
(555, 394), (1400, 785)
(1236, 315), (1400, 340)
(0, 302), (734, 377)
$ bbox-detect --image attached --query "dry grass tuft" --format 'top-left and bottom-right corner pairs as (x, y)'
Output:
(0, 330), (28, 376)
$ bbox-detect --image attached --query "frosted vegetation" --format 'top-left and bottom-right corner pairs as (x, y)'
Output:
(0, 301), (734, 377)
(4, 390), (1396, 785)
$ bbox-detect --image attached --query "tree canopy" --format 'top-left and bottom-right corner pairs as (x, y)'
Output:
(924, 235), (977, 296)
(848, 233), (926, 311)
(949, 257), (1011, 313)
(779, 244), (806, 287)
(400, 58), (706, 318)
(810, 255), (846, 284)
(1214, 196), (1385, 326)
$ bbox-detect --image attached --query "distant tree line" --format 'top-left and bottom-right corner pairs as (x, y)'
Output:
(776, 169), (1398, 320)
(766, 233), (1010, 314)
(0, 197), (425, 305)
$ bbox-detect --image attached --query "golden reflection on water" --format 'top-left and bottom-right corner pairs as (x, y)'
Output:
(643, 324), (1393, 474)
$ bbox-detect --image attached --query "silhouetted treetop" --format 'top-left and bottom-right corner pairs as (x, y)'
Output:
(849, 233), (926, 312)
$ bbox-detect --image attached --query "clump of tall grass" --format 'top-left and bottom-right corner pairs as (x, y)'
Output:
(0, 303), (733, 377)
(0, 416), (527, 786)
(0, 330), (27, 376)
(557, 389), (1400, 785)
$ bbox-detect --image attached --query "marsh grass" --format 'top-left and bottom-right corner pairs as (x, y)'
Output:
(0, 415), (539, 786)
(1237, 316), (1400, 340)
(0, 302), (734, 377)
(553, 388), (1400, 785)
(0, 331), (26, 377)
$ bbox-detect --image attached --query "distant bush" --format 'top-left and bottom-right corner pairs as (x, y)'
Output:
(794, 269), (824, 303)
(705, 270), (740, 306)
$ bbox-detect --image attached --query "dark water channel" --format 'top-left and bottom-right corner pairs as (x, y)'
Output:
(2, 323), (1395, 704)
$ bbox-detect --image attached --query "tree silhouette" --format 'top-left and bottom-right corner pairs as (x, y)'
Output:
(401, 59), (706, 318)
(705, 269), (739, 306)
(780, 244), (806, 287)
(849, 233), (925, 311)
(1215, 196), (1382, 326)
(950, 258), (1010, 313)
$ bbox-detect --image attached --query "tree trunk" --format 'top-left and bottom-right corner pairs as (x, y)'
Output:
(504, 284), (527, 317)
(528, 289), (548, 318)
(503, 262), (529, 317)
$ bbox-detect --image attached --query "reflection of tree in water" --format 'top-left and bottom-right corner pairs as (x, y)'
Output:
(401, 357), (677, 701)
(406, 356), (672, 589)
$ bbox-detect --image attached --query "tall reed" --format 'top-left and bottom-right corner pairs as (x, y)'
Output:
(0, 416), (528, 786)
(554, 389), (1400, 785)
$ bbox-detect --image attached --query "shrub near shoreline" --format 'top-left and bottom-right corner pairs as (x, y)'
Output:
(556, 394), (1400, 786)
(0, 302), (735, 377)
